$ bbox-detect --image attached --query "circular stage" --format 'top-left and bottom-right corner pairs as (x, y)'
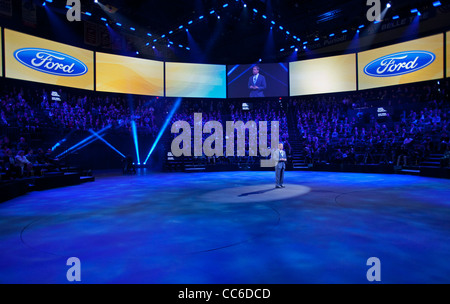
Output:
(0, 171), (449, 283)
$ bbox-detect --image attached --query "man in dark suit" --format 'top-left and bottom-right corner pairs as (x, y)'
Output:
(272, 143), (287, 188)
(248, 65), (266, 98)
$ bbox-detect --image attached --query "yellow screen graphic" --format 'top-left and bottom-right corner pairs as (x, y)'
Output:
(165, 62), (226, 98)
(4, 29), (94, 90)
(96, 52), (164, 96)
(358, 34), (444, 90)
(0, 28), (2, 77)
(447, 32), (450, 78)
(289, 54), (357, 96)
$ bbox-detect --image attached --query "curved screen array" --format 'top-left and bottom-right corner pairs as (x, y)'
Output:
(4, 29), (94, 91)
(227, 63), (289, 98)
(96, 52), (164, 96)
(0, 29), (2, 77)
(290, 54), (357, 96)
(166, 62), (226, 99)
(447, 31), (450, 78)
(1, 28), (447, 98)
(358, 33), (444, 90)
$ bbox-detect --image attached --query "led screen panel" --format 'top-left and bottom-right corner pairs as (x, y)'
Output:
(165, 62), (226, 98)
(358, 34), (444, 90)
(0, 28), (2, 77)
(290, 54), (357, 96)
(447, 32), (450, 78)
(227, 63), (289, 98)
(4, 29), (94, 90)
(96, 52), (164, 96)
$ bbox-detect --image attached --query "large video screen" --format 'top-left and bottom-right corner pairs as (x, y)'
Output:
(96, 52), (164, 96)
(165, 62), (226, 99)
(290, 54), (357, 96)
(4, 29), (94, 90)
(227, 63), (289, 98)
(0, 28), (3, 77)
(447, 32), (450, 78)
(358, 34), (444, 90)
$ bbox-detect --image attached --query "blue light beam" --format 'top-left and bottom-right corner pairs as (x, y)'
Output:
(143, 98), (182, 165)
(88, 129), (126, 158)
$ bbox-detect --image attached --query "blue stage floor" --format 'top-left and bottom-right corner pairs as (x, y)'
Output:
(0, 171), (449, 283)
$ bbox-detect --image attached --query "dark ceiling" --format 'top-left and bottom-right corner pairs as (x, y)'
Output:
(1, 0), (447, 64)
(85, 0), (441, 63)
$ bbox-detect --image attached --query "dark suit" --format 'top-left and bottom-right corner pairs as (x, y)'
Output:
(272, 149), (287, 187)
(248, 74), (266, 98)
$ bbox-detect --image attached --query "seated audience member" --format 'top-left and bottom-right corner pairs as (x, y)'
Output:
(15, 150), (33, 177)
(16, 137), (29, 153)
(2, 149), (21, 179)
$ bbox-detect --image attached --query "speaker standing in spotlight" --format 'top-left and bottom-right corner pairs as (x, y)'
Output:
(248, 65), (266, 98)
(272, 143), (287, 188)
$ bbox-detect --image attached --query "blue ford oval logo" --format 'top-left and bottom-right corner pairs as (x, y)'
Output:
(364, 51), (435, 77)
(14, 48), (88, 77)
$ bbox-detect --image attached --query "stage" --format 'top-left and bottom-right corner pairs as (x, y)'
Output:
(0, 170), (449, 283)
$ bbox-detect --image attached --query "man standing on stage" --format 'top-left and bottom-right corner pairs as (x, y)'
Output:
(272, 143), (287, 188)
(248, 65), (266, 98)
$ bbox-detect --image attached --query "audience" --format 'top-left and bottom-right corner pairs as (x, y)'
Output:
(1, 78), (449, 180)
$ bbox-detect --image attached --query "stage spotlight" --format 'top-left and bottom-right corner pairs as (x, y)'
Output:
(392, 15), (399, 19)
(433, 1), (441, 7)
(386, 2), (391, 8)
(143, 98), (182, 165)
(52, 138), (67, 151)
(89, 129), (126, 158)
(56, 125), (111, 159)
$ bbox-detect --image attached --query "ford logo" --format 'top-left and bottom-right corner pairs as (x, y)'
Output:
(364, 51), (435, 77)
(14, 48), (88, 77)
